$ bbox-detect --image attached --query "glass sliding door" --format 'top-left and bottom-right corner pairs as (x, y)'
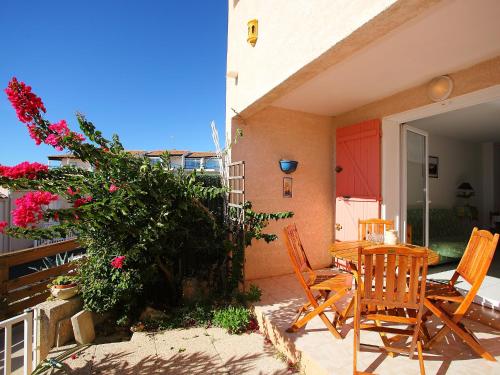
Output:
(402, 126), (429, 247)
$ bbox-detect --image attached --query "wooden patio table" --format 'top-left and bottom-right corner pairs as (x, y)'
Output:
(329, 240), (440, 271)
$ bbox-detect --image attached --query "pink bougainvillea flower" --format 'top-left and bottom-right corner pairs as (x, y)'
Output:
(5, 78), (85, 148)
(27, 124), (42, 145)
(43, 120), (85, 150)
(111, 256), (126, 269)
(12, 191), (59, 227)
(73, 196), (92, 208)
(48, 120), (70, 137)
(5, 77), (46, 124)
(0, 221), (8, 234)
(72, 132), (86, 142)
(109, 184), (119, 193)
(67, 187), (79, 196)
(0, 162), (48, 180)
(44, 133), (60, 147)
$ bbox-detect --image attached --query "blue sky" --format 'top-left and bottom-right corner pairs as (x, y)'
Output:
(0, 1), (228, 165)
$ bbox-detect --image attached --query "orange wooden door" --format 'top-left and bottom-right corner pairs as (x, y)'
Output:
(335, 119), (381, 241)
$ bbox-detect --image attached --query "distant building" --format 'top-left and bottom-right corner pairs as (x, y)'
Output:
(48, 150), (221, 174)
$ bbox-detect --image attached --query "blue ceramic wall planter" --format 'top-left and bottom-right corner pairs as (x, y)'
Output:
(279, 160), (298, 174)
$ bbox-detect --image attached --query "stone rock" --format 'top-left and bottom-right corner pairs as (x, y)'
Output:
(55, 318), (73, 347)
(71, 310), (95, 345)
(139, 306), (167, 321)
(36, 296), (83, 361)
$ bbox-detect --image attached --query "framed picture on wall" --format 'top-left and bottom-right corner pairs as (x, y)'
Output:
(283, 177), (293, 198)
(429, 156), (439, 178)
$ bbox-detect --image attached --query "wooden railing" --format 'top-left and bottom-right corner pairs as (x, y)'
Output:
(0, 239), (81, 316)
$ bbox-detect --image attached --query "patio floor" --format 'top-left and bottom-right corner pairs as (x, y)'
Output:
(45, 327), (291, 374)
(427, 255), (500, 310)
(251, 271), (500, 375)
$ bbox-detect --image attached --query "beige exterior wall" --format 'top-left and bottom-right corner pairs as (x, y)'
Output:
(330, 56), (500, 128)
(232, 54), (500, 280)
(232, 107), (334, 280)
(226, 0), (402, 131)
(227, 0), (500, 280)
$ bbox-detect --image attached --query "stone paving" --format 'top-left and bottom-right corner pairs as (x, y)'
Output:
(251, 272), (500, 375)
(47, 327), (292, 374)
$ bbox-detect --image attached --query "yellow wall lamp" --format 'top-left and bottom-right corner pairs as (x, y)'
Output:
(247, 19), (258, 47)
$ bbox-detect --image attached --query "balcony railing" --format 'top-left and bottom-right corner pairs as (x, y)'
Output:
(33, 222), (77, 248)
(184, 158), (202, 170)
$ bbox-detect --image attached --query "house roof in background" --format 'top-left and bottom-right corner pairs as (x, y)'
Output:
(127, 150), (147, 156)
(186, 152), (217, 158)
(147, 150), (189, 157)
(48, 150), (217, 160)
(47, 153), (79, 160)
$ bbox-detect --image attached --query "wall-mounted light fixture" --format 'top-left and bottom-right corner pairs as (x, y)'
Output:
(247, 19), (258, 47)
(279, 160), (298, 174)
(427, 75), (453, 102)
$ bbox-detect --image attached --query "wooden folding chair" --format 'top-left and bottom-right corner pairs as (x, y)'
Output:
(353, 245), (428, 375)
(423, 227), (499, 361)
(283, 224), (353, 339)
(358, 219), (394, 241)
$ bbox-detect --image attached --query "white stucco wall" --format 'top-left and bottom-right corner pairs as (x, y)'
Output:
(381, 119), (401, 231)
(426, 134), (482, 211)
(225, 0), (398, 132)
(59, 158), (91, 170)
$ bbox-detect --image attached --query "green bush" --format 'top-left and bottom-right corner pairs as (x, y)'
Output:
(244, 284), (262, 303)
(234, 284), (262, 305)
(1, 78), (292, 326)
(213, 306), (252, 334)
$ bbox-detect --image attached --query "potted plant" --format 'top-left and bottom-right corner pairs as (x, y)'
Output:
(48, 275), (79, 300)
(279, 160), (298, 174)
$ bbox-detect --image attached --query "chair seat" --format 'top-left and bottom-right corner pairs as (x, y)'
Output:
(310, 273), (352, 292)
(425, 281), (465, 303)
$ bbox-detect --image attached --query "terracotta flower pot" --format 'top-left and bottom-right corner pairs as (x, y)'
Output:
(50, 283), (79, 300)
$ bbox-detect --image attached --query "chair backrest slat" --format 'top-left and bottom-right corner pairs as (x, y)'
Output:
(409, 256), (420, 305)
(358, 246), (428, 310)
(385, 253), (396, 302)
(374, 254), (385, 300)
(358, 219), (394, 240)
(456, 228), (499, 287)
(284, 224), (312, 273)
(397, 254), (409, 303)
(364, 252), (373, 299)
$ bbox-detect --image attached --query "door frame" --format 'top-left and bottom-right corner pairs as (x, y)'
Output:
(400, 125), (429, 246)
(381, 84), (500, 244)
